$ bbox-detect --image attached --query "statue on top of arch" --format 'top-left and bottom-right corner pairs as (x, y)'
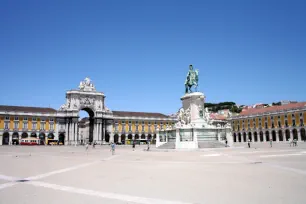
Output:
(79, 77), (96, 92)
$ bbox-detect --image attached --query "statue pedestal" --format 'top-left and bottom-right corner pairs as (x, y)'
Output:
(180, 92), (205, 124)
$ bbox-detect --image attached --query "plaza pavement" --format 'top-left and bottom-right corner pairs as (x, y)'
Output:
(0, 142), (306, 204)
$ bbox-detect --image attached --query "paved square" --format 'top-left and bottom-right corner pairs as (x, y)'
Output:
(0, 144), (306, 204)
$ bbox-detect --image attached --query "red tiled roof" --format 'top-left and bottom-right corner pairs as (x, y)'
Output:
(0, 105), (57, 113)
(239, 102), (306, 116)
(112, 111), (170, 119)
(210, 114), (226, 120)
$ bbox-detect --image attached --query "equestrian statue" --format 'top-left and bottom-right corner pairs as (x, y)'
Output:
(185, 64), (199, 93)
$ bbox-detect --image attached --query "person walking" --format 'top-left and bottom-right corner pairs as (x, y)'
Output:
(147, 140), (150, 151)
(111, 142), (116, 155)
(225, 139), (228, 147)
(132, 140), (136, 151)
(85, 143), (89, 151)
(270, 138), (273, 147)
(247, 139), (251, 148)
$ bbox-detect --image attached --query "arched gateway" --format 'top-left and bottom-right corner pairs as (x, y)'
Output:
(57, 78), (113, 145)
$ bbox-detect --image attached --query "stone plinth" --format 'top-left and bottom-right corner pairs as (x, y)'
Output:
(180, 92), (205, 124)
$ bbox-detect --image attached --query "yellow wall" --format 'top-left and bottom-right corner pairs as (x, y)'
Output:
(132, 122), (136, 132)
(288, 114), (292, 126)
(144, 122), (148, 132)
(9, 117), (13, 129)
(267, 117), (271, 128)
(261, 117), (265, 128)
(281, 115), (285, 127)
(250, 119), (253, 129)
(295, 113), (300, 126)
(304, 112), (306, 124)
(19, 117), (23, 131)
(274, 116), (278, 127)
(37, 118), (41, 130)
(46, 120), (49, 131)
(0, 116), (3, 129)
(255, 118), (259, 129)
(28, 118), (32, 130)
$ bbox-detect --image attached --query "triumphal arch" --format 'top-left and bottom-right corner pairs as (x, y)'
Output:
(57, 78), (113, 145)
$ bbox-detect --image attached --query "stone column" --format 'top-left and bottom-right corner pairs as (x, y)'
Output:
(290, 129), (293, 140)
(297, 129), (301, 141)
(263, 132), (266, 142)
(65, 121), (69, 144)
(156, 130), (160, 147)
(132, 134), (135, 140)
(9, 133), (12, 145)
(175, 128), (180, 149)
(276, 131), (279, 142)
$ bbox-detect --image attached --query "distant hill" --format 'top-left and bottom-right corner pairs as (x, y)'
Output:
(205, 102), (243, 113)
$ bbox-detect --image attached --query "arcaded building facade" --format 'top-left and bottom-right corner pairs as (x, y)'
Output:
(230, 102), (306, 143)
(0, 78), (176, 145)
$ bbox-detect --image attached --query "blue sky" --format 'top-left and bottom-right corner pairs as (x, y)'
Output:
(1, 0), (305, 115)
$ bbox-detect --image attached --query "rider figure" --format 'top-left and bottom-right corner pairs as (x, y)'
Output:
(185, 65), (198, 93)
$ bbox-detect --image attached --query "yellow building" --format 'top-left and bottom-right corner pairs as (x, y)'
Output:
(0, 105), (57, 145)
(230, 102), (306, 143)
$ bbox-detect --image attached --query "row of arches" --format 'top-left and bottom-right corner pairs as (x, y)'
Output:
(113, 134), (156, 144)
(2, 132), (56, 145)
(233, 128), (306, 142)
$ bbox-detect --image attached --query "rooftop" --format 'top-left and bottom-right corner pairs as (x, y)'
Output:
(239, 102), (306, 116)
(112, 111), (170, 119)
(0, 105), (57, 114)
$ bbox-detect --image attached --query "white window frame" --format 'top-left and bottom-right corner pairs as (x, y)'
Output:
(14, 116), (19, 121)
(23, 122), (28, 129)
(33, 123), (37, 130)
(4, 122), (9, 129)
(23, 117), (28, 121)
(14, 121), (19, 129)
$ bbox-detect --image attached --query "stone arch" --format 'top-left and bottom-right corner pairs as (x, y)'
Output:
(128, 134), (132, 140)
(22, 132), (28, 138)
(12, 132), (19, 145)
(48, 133), (55, 139)
(272, 130), (276, 141)
(2, 132), (9, 145)
(105, 133), (110, 143)
(265, 131), (270, 141)
(243, 132), (247, 142)
(135, 134), (139, 140)
(278, 130), (283, 141)
(292, 129), (298, 140)
(114, 134), (119, 144)
(301, 128), (306, 141)
(148, 134), (152, 140)
(248, 132), (252, 141)
(59, 133), (65, 145)
(233, 133), (237, 142)
(253, 132), (258, 142)
(285, 129), (290, 141)
(79, 107), (95, 143)
(121, 134), (126, 144)
(39, 132), (46, 145)
(259, 131), (264, 142)
(141, 134), (146, 139)
(238, 133), (241, 142)
(31, 132), (37, 138)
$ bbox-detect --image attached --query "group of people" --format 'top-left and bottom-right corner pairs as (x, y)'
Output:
(84, 140), (151, 155)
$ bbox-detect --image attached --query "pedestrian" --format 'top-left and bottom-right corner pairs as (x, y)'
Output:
(225, 139), (228, 147)
(132, 140), (136, 151)
(147, 140), (150, 151)
(93, 141), (96, 148)
(247, 139), (251, 148)
(111, 142), (116, 155)
(289, 138), (292, 147)
(270, 138), (272, 147)
(85, 143), (89, 151)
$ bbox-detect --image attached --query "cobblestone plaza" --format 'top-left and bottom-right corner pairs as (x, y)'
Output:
(0, 143), (306, 204)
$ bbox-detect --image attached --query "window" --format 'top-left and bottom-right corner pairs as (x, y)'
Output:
(50, 118), (54, 122)
(128, 124), (131, 131)
(272, 122), (275, 128)
(300, 119), (304, 126)
(285, 115), (287, 118)
(237, 125), (240, 131)
(5, 116), (9, 120)
(41, 123), (45, 130)
(259, 118), (261, 121)
(142, 124), (145, 132)
(14, 116), (19, 121)
(23, 117), (28, 121)
(4, 122), (9, 129)
(285, 120), (288, 127)
(33, 117), (36, 121)
(292, 120), (296, 127)
(50, 123), (54, 130)
(136, 121), (139, 125)
(155, 121), (157, 125)
(278, 115), (280, 119)
(14, 122), (18, 129)
(278, 121), (281, 128)
(292, 114), (295, 117)
(41, 118), (45, 122)
(271, 116), (273, 119)
(128, 121), (131, 124)
(33, 123), (37, 129)
(265, 122), (268, 129)
(300, 113), (303, 117)
(23, 122), (28, 129)
(142, 121), (145, 125)
(136, 124), (139, 131)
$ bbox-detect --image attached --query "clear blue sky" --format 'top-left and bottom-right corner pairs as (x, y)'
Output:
(1, 0), (305, 115)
